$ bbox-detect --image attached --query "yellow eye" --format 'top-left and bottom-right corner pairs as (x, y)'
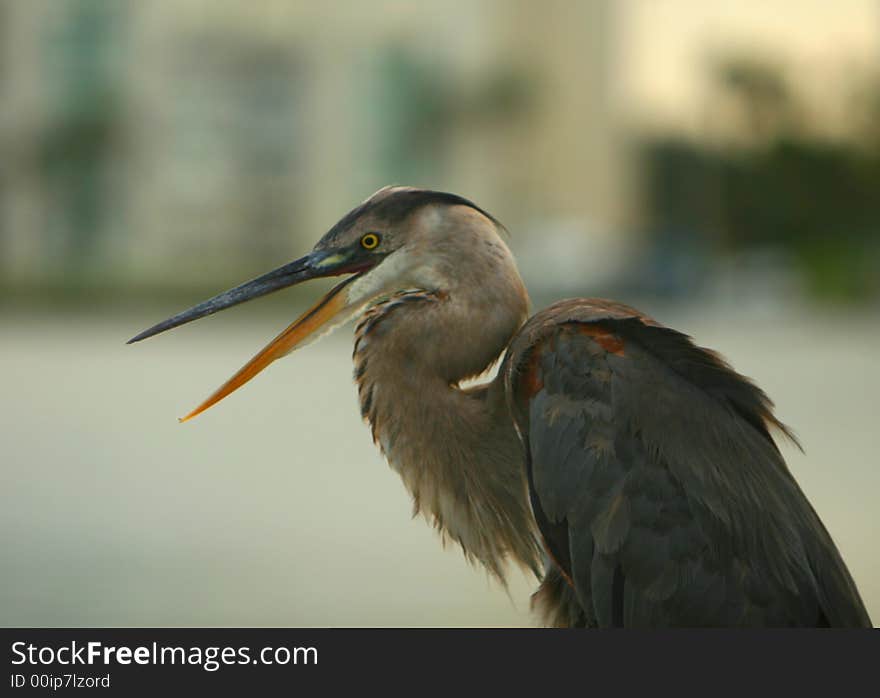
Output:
(360, 233), (380, 250)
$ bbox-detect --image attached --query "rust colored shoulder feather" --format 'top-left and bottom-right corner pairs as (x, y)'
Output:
(503, 297), (797, 451)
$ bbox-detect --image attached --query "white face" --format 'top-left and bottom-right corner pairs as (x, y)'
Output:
(345, 247), (415, 307)
(345, 244), (447, 310)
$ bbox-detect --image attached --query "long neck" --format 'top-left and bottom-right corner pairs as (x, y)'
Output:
(351, 286), (541, 581)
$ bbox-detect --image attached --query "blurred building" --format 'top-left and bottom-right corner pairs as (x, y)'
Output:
(0, 0), (626, 291)
(1, 0), (878, 295)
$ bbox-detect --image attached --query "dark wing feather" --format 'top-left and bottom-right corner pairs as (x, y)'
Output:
(504, 298), (871, 627)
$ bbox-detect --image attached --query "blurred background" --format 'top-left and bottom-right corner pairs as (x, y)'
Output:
(1, 0), (878, 626)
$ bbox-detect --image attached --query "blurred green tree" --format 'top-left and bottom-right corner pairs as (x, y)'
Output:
(640, 56), (880, 302)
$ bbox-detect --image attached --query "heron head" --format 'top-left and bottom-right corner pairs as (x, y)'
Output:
(128, 186), (511, 421)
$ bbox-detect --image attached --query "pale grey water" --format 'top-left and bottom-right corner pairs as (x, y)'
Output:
(1, 305), (878, 626)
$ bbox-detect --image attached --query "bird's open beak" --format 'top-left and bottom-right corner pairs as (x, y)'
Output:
(127, 249), (375, 422)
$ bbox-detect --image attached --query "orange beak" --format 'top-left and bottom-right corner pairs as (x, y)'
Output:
(128, 250), (372, 421)
(178, 276), (358, 422)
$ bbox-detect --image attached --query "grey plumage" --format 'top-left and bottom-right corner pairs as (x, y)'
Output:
(130, 187), (872, 627)
(504, 299), (870, 626)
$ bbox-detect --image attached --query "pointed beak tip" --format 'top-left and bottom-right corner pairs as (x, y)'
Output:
(137, 251), (366, 423)
(124, 250), (324, 348)
(127, 328), (155, 345)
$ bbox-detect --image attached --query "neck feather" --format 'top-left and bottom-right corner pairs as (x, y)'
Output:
(351, 290), (540, 581)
